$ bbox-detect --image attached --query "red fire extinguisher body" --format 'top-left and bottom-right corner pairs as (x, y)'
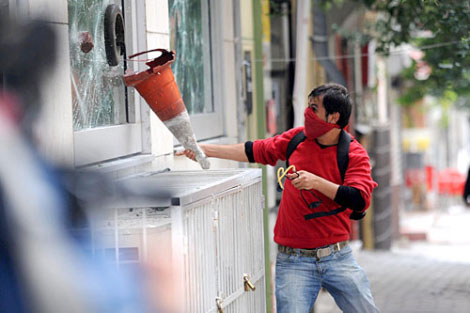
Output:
(123, 49), (185, 121)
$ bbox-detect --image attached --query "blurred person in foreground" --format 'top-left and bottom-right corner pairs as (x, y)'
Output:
(178, 83), (380, 313)
(0, 17), (158, 313)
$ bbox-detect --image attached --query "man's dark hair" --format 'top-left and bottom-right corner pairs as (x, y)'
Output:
(308, 83), (351, 128)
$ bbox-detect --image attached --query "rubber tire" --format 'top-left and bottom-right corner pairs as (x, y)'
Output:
(104, 4), (125, 66)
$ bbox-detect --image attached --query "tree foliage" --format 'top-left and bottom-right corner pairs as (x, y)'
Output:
(327, 0), (470, 106)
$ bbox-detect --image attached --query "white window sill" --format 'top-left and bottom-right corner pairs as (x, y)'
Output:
(80, 154), (156, 174)
(81, 137), (239, 175)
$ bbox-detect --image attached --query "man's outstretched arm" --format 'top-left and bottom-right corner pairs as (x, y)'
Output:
(176, 143), (249, 162)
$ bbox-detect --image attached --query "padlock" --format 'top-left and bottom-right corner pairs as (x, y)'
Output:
(243, 274), (256, 292)
(216, 297), (224, 313)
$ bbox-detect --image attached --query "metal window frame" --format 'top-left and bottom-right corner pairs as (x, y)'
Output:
(73, 0), (149, 167)
(179, 0), (225, 142)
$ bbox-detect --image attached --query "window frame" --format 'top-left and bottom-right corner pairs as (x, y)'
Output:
(171, 0), (225, 143)
(72, 0), (148, 167)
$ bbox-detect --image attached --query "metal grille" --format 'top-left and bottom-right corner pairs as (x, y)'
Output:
(182, 181), (265, 313)
(183, 200), (218, 312)
(91, 169), (265, 313)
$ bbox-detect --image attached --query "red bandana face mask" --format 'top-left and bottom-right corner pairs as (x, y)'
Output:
(304, 107), (340, 139)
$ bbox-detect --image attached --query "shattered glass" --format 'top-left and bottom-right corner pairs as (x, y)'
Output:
(68, 0), (127, 131)
(168, 0), (213, 115)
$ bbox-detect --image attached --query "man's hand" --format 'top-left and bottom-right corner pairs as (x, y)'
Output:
(286, 170), (316, 190)
(175, 148), (199, 162)
(286, 169), (340, 200)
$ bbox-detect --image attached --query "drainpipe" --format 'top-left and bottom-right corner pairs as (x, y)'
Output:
(233, 0), (247, 145)
(292, 0), (310, 127)
(252, 1), (272, 312)
(311, 0), (347, 87)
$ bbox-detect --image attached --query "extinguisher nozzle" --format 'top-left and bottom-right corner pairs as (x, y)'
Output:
(195, 152), (211, 169)
(164, 111), (211, 170)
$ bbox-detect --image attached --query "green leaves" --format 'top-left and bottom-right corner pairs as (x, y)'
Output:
(324, 0), (470, 107)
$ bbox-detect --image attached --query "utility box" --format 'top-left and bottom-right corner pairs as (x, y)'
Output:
(90, 169), (266, 313)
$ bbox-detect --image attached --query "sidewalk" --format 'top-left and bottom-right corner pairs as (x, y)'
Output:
(314, 205), (470, 313)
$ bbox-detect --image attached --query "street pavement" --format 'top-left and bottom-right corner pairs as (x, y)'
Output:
(314, 205), (470, 313)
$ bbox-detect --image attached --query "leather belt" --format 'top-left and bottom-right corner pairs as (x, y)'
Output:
(278, 241), (348, 260)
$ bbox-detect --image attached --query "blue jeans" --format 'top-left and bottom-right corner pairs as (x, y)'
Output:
(275, 245), (380, 313)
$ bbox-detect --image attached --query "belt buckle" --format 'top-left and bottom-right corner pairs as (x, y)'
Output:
(316, 247), (332, 259)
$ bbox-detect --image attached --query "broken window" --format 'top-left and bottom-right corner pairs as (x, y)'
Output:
(68, 0), (144, 167)
(68, 0), (131, 131)
(168, 0), (213, 115)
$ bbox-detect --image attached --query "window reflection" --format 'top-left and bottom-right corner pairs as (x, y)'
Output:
(169, 0), (213, 115)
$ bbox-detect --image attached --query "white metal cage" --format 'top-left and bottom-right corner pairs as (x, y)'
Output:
(90, 169), (266, 313)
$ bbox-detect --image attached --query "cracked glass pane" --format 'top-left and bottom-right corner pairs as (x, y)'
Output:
(68, 0), (127, 131)
(169, 0), (213, 115)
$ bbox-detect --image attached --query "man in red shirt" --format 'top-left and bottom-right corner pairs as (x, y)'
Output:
(177, 83), (379, 313)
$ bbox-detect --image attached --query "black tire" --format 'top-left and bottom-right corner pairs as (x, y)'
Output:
(104, 4), (125, 66)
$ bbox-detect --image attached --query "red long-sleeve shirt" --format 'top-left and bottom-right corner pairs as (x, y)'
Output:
(252, 127), (377, 248)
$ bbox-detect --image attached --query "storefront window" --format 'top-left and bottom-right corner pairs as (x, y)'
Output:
(168, 0), (213, 115)
(68, 0), (130, 130)
(68, 0), (143, 167)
